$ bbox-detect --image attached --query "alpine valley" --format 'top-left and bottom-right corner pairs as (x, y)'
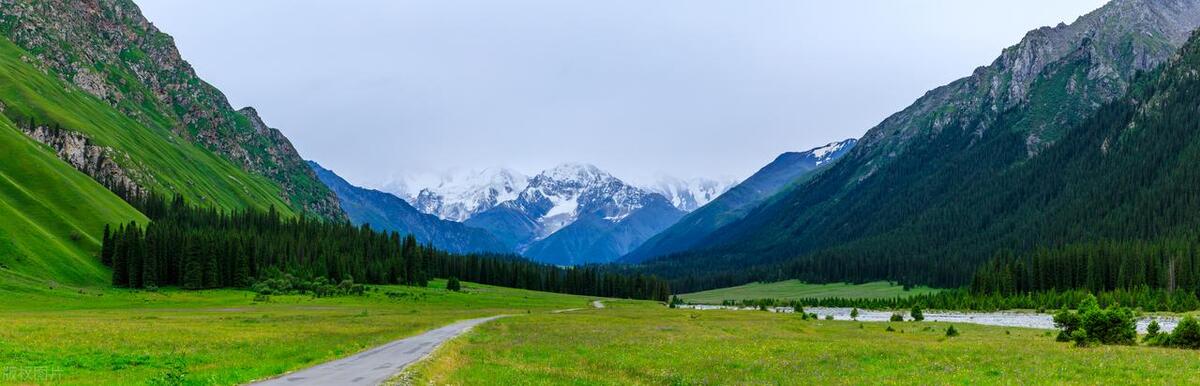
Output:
(11, 0), (1200, 384)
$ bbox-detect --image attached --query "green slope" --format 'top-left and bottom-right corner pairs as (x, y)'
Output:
(0, 34), (308, 285)
(0, 38), (295, 215)
(0, 115), (144, 285)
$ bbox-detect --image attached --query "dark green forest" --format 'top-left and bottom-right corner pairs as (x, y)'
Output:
(102, 194), (670, 301)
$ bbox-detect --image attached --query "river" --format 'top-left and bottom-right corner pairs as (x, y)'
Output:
(678, 305), (1179, 333)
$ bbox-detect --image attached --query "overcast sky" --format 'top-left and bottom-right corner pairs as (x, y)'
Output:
(135, 0), (1107, 187)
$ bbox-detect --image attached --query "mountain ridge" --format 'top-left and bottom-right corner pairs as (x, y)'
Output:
(647, 0), (1200, 291)
(309, 162), (508, 254)
(621, 139), (857, 263)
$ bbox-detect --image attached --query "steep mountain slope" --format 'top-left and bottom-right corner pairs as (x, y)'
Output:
(643, 176), (738, 212)
(650, 0), (1200, 290)
(826, 26), (1200, 291)
(0, 0), (341, 219)
(464, 163), (686, 264)
(310, 162), (507, 254)
(0, 114), (144, 284)
(622, 139), (856, 263)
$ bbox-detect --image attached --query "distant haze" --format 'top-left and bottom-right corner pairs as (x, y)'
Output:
(135, 0), (1107, 187)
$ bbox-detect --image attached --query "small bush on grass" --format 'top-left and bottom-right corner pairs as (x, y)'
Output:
(1053, 294), (1135, 347)
(1144, 319), (1161, 343)
(1150, 316), (1200, 349)
(910, 306), (925, 321)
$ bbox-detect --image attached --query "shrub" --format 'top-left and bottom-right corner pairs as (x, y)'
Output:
(1079, 306), (1135, 345)
(1145, 319), (1161, 342)
(1071, 329), (1090, 347)
(886, 325), (895, 332)
(825, 315), (833, 320)
(850, 308), (860, 320)
(1163, 316), (1200, 349)
(1053, 296), (1135, 347)
(910, 306), (925, 322)
(946, 325), (959, 337)
(809, 313), (818, 319)
(447, 277), (462, 291)
(890, 313), (904, 322)
(1053, 309), (1082, 342)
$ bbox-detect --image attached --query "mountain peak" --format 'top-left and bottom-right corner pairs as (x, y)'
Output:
(540, 163), (610, 184)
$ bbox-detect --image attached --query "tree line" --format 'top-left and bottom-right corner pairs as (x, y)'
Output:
(102, 194), (670, 301)
(707, 286), (1200, 312)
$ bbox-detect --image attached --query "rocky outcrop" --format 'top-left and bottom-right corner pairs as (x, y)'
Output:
(21, 124), (146, 198)
(238, 107), (343, 219)
(853, 0), (1200, 166)
(0, 0), (344, 220)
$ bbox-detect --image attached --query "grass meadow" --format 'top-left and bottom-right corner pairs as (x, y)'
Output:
(0, 275), (592, 385)
(406, 300), (1200, 385)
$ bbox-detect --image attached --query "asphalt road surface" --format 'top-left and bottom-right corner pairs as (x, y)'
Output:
(250, 315), (506, 386)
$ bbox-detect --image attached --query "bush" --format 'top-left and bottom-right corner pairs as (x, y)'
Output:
(1053, 308), (1082, 342)
(890, 313), (904, 322)
(1145, 319), (1161, 343)
(886, 325), (896, 332)
(945, 325), (959, 337)
(1158, 316), (1200, 349)
(850, 308), (860, 320)
(1052, 295), (1135, 347)
(1079, 306), (1135, 345)
(910, 306), (925, 322)
(825, 315), (833, 320)
(447, 277), (462, 291)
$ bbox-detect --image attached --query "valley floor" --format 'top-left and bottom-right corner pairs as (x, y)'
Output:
(0, 272), (590, 385)
(6, 272), (1200, 385)
(406, 301), (1200, 385)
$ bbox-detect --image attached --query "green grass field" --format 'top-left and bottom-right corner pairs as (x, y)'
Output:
(678, 280), (942, 304)
(406, 301), (1200, 385)
(0, 274), (595, 385)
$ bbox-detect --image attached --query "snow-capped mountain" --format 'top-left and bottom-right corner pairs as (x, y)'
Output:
(463, 163), (686, 265)
(384, 168), (529, 222)
(644, 176), (738, 212)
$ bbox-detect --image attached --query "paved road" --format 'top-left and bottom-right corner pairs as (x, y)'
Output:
(250, 315), (506, 386)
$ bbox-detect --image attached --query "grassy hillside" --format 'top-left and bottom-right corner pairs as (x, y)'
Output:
(408, 301), (1200, 384)
(0, 36), (309, 285)
(0, 0), (342, 219)
(678, 280), (942, 304)
(0, 115), (144, 284)
(0, 38), (295, 215)
(0, 276), (593, 385)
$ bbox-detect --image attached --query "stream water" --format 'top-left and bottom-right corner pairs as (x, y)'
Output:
(678, 305), (1179, 333)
